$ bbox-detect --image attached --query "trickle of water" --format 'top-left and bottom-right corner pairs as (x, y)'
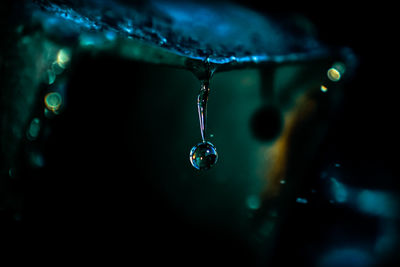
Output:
(189, 79), (218, 170)
(197, 80), (209, 142)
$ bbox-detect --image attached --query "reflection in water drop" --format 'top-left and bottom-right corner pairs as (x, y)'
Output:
(52, 61), (64, 75)
(27, 118), (41, 140)
(57, 48), (71, 69)
(190, 141), (218, 170)
(44, 92), (62, 113)
(332, 62), (346, 75)
(246, 195), (261, 210)
(327, 67), (341, 82)
(47, 68), (56, 85)
(29, 151), (45, 168)
(296, 197), (308, 204)
(331, 177), (348, 203)
(320, 85), (328, 93)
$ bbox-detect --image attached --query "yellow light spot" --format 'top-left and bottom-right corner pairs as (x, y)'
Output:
(327, 67), (341, 82)
(320, 85), (328, 93)
(44, 92), (62, 113)
(57, 49), (71, 69)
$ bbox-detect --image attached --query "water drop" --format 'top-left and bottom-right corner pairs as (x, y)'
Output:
(190, 141), (218, 170)
(189, 78), (218, 170)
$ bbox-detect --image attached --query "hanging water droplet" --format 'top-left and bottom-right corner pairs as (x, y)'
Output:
(189, 78), (218, 170)
(190, 141), (218, 170)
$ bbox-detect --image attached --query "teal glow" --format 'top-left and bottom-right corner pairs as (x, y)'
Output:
(331, 178), (348, 203)
(56, 48), (71, 69)
(27, 118), (41, 140)
(296, 197), (308, 204)
(44, 92), (62, 113)
(357, 190), (397, 218)
(319, 248), (373, 267)
(47, 68), (56, 85)
(246, 195), (261, 210)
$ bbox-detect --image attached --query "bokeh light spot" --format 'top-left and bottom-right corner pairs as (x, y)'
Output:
(327, 67), (341, 82)
(57, 48), (71, 69)
(320, 85), (328, 93)
(44, 92), (62, 113)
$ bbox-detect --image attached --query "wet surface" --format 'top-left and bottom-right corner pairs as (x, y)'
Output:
(32, 0), (342, 71)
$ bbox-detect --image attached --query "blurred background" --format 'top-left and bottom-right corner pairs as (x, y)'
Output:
(1, 1), (399, 266)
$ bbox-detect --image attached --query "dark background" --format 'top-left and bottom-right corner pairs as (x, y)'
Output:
(1, 1), (399, 266)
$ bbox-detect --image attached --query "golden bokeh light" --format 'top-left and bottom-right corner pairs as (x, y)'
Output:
(44, 92), (62, 113)
(327, 67), (341, 82)
(320, 85), (328, 93)
(56, 48), (71, 69)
